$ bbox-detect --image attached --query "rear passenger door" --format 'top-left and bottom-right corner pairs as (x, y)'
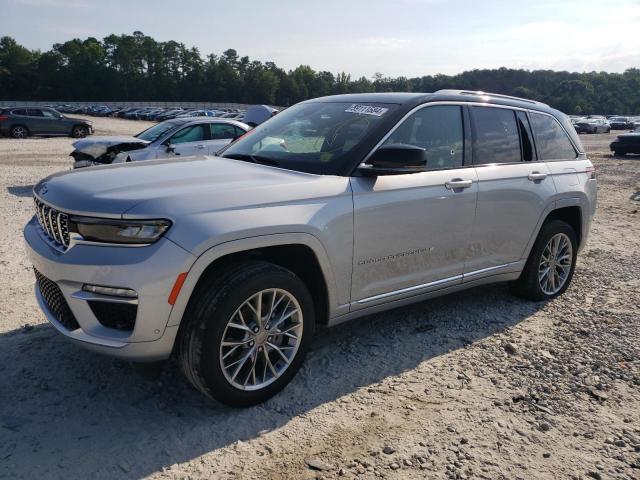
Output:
(465, 106), (556, 276)
(207, 123), (244, 155)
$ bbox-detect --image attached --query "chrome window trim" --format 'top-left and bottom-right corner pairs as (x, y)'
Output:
(359, 101), (581, 170)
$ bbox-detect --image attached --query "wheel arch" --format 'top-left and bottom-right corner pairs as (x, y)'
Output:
(167, 233), (339, 330)
(10, 123), (30, 135)
(522, 199), (585, 262)
(71, 123), (88, 134)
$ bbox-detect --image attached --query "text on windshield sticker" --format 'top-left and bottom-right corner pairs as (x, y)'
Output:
(345, 104), (388, 116)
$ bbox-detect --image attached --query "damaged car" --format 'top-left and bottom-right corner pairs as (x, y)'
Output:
(70, 117), (250, 168)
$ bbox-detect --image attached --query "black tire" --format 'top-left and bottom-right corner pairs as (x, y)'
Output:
(10, 125), (29, 139)
(178, 261), (315, 407)
(511, 220), (578, 301)
(72, 125), (89, 138)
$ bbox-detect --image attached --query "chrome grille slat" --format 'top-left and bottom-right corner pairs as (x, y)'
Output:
(33, 197), (70, 249)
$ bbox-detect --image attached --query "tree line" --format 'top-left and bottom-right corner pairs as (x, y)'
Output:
(1, 32), (639, 114)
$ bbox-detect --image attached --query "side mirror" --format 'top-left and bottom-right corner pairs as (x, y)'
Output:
(359, 144), (427, 176)
(166, 144), (175, 153)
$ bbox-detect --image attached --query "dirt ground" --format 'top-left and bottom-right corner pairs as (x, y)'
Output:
(0, 116), (638, 480)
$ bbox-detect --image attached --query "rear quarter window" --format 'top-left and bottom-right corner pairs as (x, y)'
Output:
(530, 112), (578, 161)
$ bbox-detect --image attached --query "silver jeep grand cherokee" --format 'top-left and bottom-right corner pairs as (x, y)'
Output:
(24, 90), (597, 406)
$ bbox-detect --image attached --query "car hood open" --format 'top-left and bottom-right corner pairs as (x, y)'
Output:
(72, 136), (150, 159)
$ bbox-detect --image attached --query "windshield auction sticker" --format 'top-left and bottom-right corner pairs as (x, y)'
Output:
(345, 104), (389, 116)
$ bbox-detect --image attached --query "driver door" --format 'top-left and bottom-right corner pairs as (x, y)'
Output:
(162, 124), (207, 157)
(350, 104), (478, 308)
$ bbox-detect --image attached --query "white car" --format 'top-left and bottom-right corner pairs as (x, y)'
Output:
(70, 117), (249, 168)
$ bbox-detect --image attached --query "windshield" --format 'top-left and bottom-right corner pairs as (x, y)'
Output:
(136, 120), (181, 142)
(220, 101), (398, 174)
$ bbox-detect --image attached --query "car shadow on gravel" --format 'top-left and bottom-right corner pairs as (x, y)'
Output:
(0, 283), (545, 479)
(6, 185), (34, 197)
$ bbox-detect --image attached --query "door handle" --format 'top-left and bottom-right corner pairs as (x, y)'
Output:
(528, 171), (547, 181)
(445, 179), (473, 190)
(196, 144), (205, 149)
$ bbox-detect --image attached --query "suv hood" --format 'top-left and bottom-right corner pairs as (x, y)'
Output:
(34, 156), (348, 218)
(72, 136), (150, 159)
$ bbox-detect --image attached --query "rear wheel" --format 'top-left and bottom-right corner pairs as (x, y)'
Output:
(179, 261), (315, 407)
(10, 125), (28, 139)
(72, 125), (89, 138)
(511, 220), (577, 301)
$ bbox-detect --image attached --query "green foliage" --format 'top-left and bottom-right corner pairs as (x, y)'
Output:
(1, 33), (638, 113)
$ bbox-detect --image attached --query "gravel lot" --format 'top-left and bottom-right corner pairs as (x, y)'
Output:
(0, 116), (638, 479)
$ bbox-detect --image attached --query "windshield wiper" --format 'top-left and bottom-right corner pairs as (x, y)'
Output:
(222, 153), (279, 167)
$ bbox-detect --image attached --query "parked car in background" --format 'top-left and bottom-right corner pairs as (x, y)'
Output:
(610, 131), (640, 156)
(243, 104), (279, 127)
(175, 110), (220, 118)
(574, 118), (610, 134)
(70, 117), (249, 167)
(0, 106), (93, 138)
(26, 90), (596, 406)
(608, 116), (634, 130)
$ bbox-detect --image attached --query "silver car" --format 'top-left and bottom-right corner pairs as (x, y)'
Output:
(70, 117), (249, 168)
(24, 90), (597, 406)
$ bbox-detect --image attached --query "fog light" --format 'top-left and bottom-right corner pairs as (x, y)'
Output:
(82, 284), (137, 298)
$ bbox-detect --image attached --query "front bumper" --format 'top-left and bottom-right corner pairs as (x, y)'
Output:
(24, 216), (196, 361)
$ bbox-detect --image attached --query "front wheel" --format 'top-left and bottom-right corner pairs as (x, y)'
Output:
(511, 220), (578, 301)
(72, 125), (89, 138)
(178, 261), (315, 407)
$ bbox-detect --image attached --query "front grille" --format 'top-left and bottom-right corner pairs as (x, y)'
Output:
(34, 196), (70, 249)
(88, 301), (137, 331)
(34, 269), (80, 331)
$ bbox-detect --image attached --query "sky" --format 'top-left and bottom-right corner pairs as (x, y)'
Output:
(1, 0), (639, 78)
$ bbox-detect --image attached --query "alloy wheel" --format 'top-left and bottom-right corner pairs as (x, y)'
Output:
(538, 233), (573, 295)
(12, 126), (26, 138)
(219, 288), (303, 391)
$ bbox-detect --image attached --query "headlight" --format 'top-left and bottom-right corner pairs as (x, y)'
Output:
(69, 217), (171, 244)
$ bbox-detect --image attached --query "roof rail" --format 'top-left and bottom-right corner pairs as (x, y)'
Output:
(434, 89), (548, 107)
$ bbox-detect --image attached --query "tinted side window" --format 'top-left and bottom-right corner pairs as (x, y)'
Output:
(169, 125), (205, 144)
(471, 107), (521, 164)
(27, 109), (44, 117)
(383, 105), (463, 169)
(41, 109), (57, 118)
(516, 111), (535, 162)
(210, 123), (238, 140)
(529, 112), (577, 160)
(11, 109), (28, 116)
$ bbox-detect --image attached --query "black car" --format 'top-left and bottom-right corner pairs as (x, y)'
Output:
(608, 116), (634, 130)
(610, 131), (640, 155)
(0, 107), (93, 139)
